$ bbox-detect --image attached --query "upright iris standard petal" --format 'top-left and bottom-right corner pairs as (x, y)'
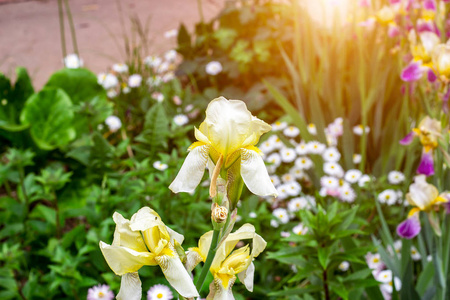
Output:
(169, 144), (210, 193)
(240, 148), (278, 197)
(169, 96), (277, 198)
(397, 217), (421, 239)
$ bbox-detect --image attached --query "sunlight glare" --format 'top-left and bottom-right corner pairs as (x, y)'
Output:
(301, 0), (353, 27)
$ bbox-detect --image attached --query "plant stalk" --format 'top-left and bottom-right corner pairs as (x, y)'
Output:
(63, 0), (79, 56)
(57, 0), (67, 59)
(195, 228), (220, 292)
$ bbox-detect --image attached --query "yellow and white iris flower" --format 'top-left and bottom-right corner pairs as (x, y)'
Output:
(169, 97), (277, 198)
(99, 207), (198, 300)
(406, 175), (448, 217)
(186, 224), (266, 300)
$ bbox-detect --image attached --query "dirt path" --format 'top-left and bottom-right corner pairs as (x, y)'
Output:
(0, 0), (224, 87)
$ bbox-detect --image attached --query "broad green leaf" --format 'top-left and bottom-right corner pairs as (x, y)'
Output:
(45, 68), (105, 105)
(20, 87), (76, 150)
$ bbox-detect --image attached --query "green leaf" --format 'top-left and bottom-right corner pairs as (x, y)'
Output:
(134, 104), (169, 157)
(45, 68), (105, 105)
(20, 87), (76, 150)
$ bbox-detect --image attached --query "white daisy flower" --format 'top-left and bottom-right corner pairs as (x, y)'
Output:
(163, 71), (175, 82)
(292, 223), (308, 235)
(344, 169), (362, 184)
(205, 61), (222, 75)
(378, 189), (398, 205)
(122, 86), (131, 94)
(288, 197), (309, 212)
(280, 147), (297, 163)
(87, 284), (114, 300)
(106, 89), (118, 98)
(259, 138), (275, 154)
(323, 162), (344, 177)
(283, 126), (300, 138)
(249, 211), (257, 218)
(353, 124), (370, 136)
(380, 276), (402, 294)
(281, 231), (291, 237)
(388, 171), (405, 184)
(105, 115), (122, 132)
(339, 185), (356, 203)
(267, 135), (283, 150)
(358, 174), (371, 187)
(366, 252), (383, 270)
(307, 141), (326, 154)
(322, 147), (341, 162)
(267, 153), (282, 168)
(353, 154), (362, 164)
(307, 123), (317, 135)
(295, 141), (309, 155)
(338, 261), (350, 272)
(295, 156), (313, 170)
(411, 246), (421, 261)
(144, 56), (162, 68)
(173, 114), (189, 126)
(112, 63), (128, 73)
(273, 208), (289, 224)
(326, 133), (338, 147)
(153, 161), (168, 171)
(281, 173), (295, 183)
(276, 184), (289, 200)
(271, 121), (288, 131)
(146, 76), (162, 87)
(128, 74), (142, 88)
(164, 29), (178, 38)
(270, 175), (281, 186)
(326, 122), (343, 137)
(164, 50), (178, 62)
(97, 73), (118, 89)
(285, 181), (302, 196)
(147, 284), (173, 300)
(157, 61), (170, 73)
(152, 92), (164, 102)
(64, 53), (83, 69)
(320, 176), (339, 189)
(290, 166), (305, 179)
(376, 270), (393, 283)
(270, 219), (279, 228)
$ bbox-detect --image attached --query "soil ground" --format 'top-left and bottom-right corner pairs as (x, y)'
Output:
(0, 0), (224, 87)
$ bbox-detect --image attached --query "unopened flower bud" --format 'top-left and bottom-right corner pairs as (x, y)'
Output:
(212, 203), (228, 226)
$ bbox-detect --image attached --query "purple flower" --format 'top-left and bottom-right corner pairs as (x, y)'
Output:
(401, 61), (423, 82)
(424, 0), (436, 11)
(87, 284), (114, 300)
(427, 69), (437, 82)
(399, 131), (415, 145)
(397, 217), (421, 239)
(417, 149), (435, 176)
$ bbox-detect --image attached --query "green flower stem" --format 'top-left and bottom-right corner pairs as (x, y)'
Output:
(52, 190), (61, 239)
(18, 167), (29, 211)
(195, 228), (220, 292)
(57, 0), (67, 59)
(63, 0), (79, 56)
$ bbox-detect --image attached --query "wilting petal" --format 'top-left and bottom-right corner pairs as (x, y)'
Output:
(237, 262), (255, 292)
(169, 144), (210, 193)
(417, 149), (435, 176)
(117, 272), (142, 300)
(99, 241), (157, 275)
(401, 61), (423, 82)
(240, 148), (278, 197)
(397, 217), (421, 239)
(185, 250), (204, 272)
(155, 244), (199, 298)
(399, 131), (415, 145)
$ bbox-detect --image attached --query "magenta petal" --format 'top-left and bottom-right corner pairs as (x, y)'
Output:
(399, 131), (415, 145)
(401, 62), (423, 82)
(424, 0), (436, 11)
(427, 69), (437, 82)
(417, 150), (435, 176)
(397, 217), (421, 239)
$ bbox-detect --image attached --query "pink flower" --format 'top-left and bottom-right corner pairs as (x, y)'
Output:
(87, 284), (114, 300)
(401, 61), (423, 82)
